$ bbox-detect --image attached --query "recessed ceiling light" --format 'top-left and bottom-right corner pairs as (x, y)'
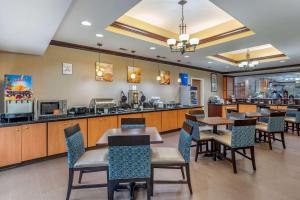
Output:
(208, 61), (213, 64)
(184, 55), (190, 58)
(81, 20), (92, 26)
(96, 33), (104, 37)
(280, 60), (286, 63)
(149, 47), (156, 50)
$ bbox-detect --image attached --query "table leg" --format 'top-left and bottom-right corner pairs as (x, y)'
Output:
(115, 182), (147, 199)
(213, 125), (218, 134)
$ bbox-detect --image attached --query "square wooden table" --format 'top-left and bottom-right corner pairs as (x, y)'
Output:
(197, 117), (234, 134)
(96, 127), (163, 147)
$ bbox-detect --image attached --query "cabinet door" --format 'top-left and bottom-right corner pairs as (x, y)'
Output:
(117, 113), (143, 128)
(177, 109), (190, 129)
(142, 112), (162, 132)
(88, 116), (118, 147)
(161, 110), (178, 132)
(21, 123), (47, 161)
(48, 119), (87, 156)
(0, 126), (21, 167)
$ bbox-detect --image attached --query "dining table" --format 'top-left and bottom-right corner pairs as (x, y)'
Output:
(197, 117), (234, 134)
(96, 127), (163, 199)
(96, 127), (163, 147)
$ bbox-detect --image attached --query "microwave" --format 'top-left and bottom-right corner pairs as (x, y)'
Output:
(35, 100), (67, 118)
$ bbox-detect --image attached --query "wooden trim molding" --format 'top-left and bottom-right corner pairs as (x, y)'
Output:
(49, 40), (220, 73)
(110, 21), (251, 46)
(212, 53), (287, 64)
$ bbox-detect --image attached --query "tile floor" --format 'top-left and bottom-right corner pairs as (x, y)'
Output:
(1, 131), (300, 200)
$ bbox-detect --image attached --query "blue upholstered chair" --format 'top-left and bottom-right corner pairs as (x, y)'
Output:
(185, 113), (214, 161)
(256, 112), (286, 150)
(214, 119), (257, 173)
(121, 118), (146, 129)
(107, 135), (151, 200)
(151, 122), (193, 195)
(285, 108), (300, 136)
(64, 124), (108, 200)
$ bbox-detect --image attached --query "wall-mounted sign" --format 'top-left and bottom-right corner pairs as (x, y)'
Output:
(95, 62), (113, 82)
(179, 73), (189, 86)
(4, 74), (33, 101)
(211, 73), (218, 92)
(62, 63), (73, 75)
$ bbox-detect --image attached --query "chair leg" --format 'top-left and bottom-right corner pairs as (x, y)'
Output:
(231, 149), (237, 174)
(150, 167), (154, 196)
(242, 149), (246, 154)
(268, 133), (273, 150)
(273, 133), (276, 141)
(66, 169), (74, 200)
(195, 141), (200, 162)
(285, 122), (288, 132)
(212, 141), (217, 161)
(108, 181), (116, 200)
(292, 123), (295, 133)
(185, 164), (193, 194)
(180, 166), (185, 180)
(281, 132), (286, 149)
(78, 170), (83, 184)
(146, 179), (151, 200)
(297, 123), (300, 136)
(250, 146), (256, 171)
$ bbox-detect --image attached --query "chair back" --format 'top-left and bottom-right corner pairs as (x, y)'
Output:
(64, 124), (85, 168)
(268, 112), (285, 132)
(231, 119), (256, 148)
(178, 122), (193, 163)
(286, 108), (300, 123)
(108, 135), (151, 180)
(185, 114), (200, 140)
(188, 109), (205, 118)
(121, 118), (146, 129)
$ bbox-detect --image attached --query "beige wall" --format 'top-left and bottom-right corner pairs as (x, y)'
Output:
(0, 45), (223, 112)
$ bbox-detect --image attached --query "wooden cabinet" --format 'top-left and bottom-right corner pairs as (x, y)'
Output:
(117, 113), (143, 128)
(21, 123), (47, 161)
(142, 112), (162, 132)
(177, 109), (190, 129)
(0, 126), (21, 167)
(161, 110), (178, 132)
(48, 119), (87, 156)
(88, 116), (118, 147)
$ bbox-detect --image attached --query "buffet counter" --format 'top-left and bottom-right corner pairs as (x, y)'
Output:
(0, 106), (202, 169)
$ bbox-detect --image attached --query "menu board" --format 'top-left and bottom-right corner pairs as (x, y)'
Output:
(4, 74), (33, 101)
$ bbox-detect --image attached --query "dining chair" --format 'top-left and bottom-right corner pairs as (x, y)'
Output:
(64, 124), (108, 200)
(285, 108), (300, 136)
(227, 112), (246, 130)
(107, 135), (151, 200)
(121, 118), (146, 129)
(188, 109), (211, 130)
(256, 112), (286, 150)
(151, 122), (193, 195)
(214, 119), (257, 173)
(185, 113), (214, 161)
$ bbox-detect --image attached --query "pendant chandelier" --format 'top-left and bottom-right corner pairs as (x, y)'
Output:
(167, 0), (200, 54)
(238, 49), (259, 69)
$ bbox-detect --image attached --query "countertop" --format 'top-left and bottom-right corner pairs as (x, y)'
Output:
(0, 106), (202, 128)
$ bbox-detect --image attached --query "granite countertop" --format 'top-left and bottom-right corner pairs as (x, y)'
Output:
(0, 106), (202, 128)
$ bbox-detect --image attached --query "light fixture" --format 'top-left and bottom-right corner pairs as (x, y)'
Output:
(184, 55), (190, 58)
(167, 0), (200, 54)
(96, 33), (104, 37)
(95, 43), (104, 78)
(208, 61), (213, 64)
(81, 20), (92, 26)
(238, 49), (259, 70)
(130, 54), (136, 80)
(156, 62), (161, 81)
(280, 60), (286, 63)
(150, 47), (156, 50)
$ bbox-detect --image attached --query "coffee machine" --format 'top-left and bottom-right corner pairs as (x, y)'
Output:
(128, 90), (139, 109)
